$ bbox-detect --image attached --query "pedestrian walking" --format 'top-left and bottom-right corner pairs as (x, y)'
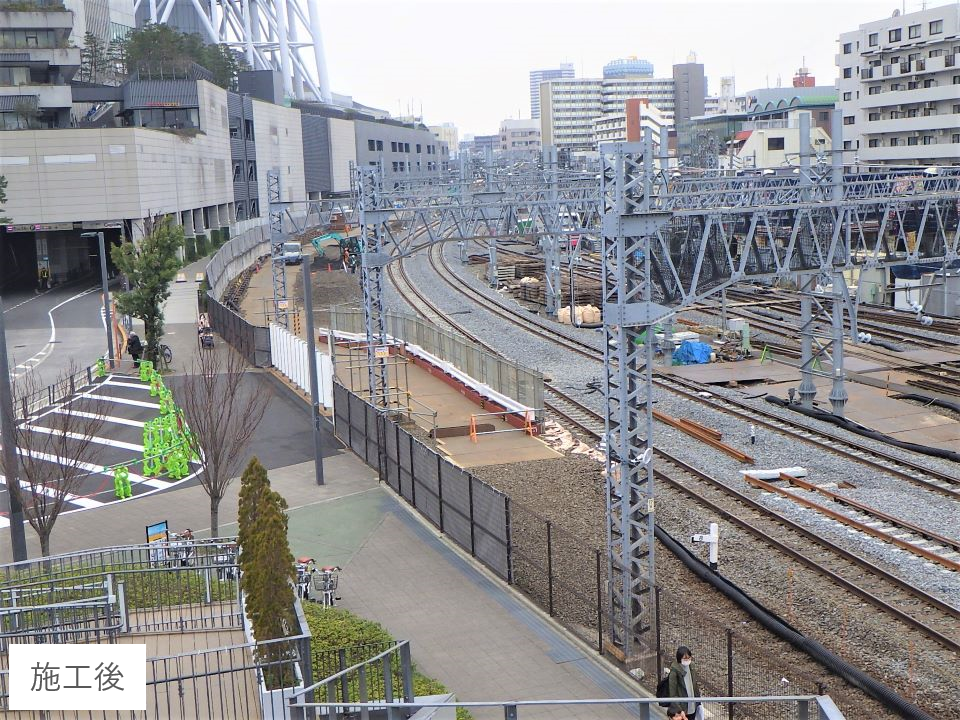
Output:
(668, 646), (702, 720)
(750, 423), (756, 445)
(126, 331), (143, 368)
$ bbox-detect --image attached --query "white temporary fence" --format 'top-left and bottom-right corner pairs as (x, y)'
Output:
(270, 324), (334, 409)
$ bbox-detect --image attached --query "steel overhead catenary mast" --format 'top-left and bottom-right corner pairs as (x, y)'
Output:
(138, 0), (332, 102)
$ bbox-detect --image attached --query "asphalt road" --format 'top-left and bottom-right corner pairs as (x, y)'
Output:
(2, 280), (107, 388)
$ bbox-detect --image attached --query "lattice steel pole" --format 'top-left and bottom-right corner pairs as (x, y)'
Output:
(268, 169), (288, 328)
(600, 140), (670, 665)
(542, 145), (563, 316)
(356, 164), (391, 407)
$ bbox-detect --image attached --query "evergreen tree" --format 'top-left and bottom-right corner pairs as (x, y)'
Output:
(120, 23), (248, 88)
(237, 458), (298, 686)
(110, 216), (183, 363)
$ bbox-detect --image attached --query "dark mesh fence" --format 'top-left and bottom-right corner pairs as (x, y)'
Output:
(332, 383), (859, 719)
(333, 383), (510, 581)
(206, 294), (271, 367)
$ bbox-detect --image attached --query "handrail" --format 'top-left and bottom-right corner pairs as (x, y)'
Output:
(289, 640), (405, 698)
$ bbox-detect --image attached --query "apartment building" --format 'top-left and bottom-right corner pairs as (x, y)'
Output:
(0, 5), (80, 129)
(499, 118), (540, 155)
(529, 63), (574, 119)
(593, 98), (671, 145)
(837, 3), (960, 165)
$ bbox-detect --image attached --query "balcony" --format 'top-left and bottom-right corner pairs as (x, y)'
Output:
(861, 84), (960, 109)
(0, 82), (71, 109)
(861, 142), (960, 162)
(862, 113), (960, 134)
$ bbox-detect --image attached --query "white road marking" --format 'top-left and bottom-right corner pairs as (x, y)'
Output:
(81, 393), (160, 409)
(0, 473), (103, 509)
(101, 378), (150, 390)
(9, 286), (99, 379)
(50, 408), (146, 428)
(22, 424), (144, 453)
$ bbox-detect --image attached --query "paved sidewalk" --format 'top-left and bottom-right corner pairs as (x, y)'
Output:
(281, 486), (643, 720)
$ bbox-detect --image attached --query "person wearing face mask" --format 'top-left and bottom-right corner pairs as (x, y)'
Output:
(667, 645), (701, 720)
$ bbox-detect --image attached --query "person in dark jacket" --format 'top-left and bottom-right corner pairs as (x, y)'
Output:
(667, 645), (701, 720)
(126, 331), (143, 368)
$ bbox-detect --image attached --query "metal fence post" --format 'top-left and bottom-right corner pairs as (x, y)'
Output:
(338, 648), (349, 702)
(595, 548), (603, 654)
(301, 635), (314, 708)
(504, 497), (513, 584)
(382, 654), (396, 720)
(546, 521), (554, 617)
(468, 476), (476, 556)
(409, 433), (417, 507)
(399, 642), (414, 703)
(798, 699), (809, 720)
(727, 628), (735, 720)
(436, 454), (445, 533)
(655, 587), (662, 675)
(504, 704), (518, 720)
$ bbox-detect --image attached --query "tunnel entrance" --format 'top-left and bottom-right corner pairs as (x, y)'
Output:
(0, 229), (39, 292)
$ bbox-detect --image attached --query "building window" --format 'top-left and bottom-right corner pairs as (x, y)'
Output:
(247, 161), (257, 180)
(844, 140), (853, 149)
(952, 133), (960, 143)
(376, 140), (384, 151)
(416, 144), (421, 153)
(909, 24), (921, 38)
(368, 139), (376, 151)
(908, 136), (919, 146)
(868, 32), (878, 46)
(843, 67), (852, 78)
(907, 109), (918, 117)
(889, 28), (901, 42)
(390, 141), (398, 152)
(930, 19), (943, 34)
(868, 85), (881, 95)
(843, 91), (852, 101)
(922, 135), (935, 145)
(868, 112), (881, 120)
(868, 139), (880, 148)
(890, 137), (900, 147)
(819, 111), (829, 120)
(924, 78), (936, 87)
(930, 49), (944, 58)
(954, 75), (960, 84)
(229, 124), (239, 139)
(767, 137), (785, 150)
(404, 143), (410, 153)
(232, 162), (241, 181)
(843, 42), (852, 54)
(843, 116), (855, 125)
(908, 80), (919, 89)
(953, 104), (960, 113)
(249, 200), (259, 218)
(244, 119), (254, 140)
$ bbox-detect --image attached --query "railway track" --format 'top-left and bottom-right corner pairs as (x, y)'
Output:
(386, 238), (960, 660)
(428, 241), (960, 500)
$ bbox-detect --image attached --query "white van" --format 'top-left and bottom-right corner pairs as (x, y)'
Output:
(281, 242), (303, 265)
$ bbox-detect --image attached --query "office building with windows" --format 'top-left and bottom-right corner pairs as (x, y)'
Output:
(529, 63), (574, 119)
(837, 3), (960, 165)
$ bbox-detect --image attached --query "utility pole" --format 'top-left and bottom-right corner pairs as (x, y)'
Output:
(0, 297), (28, 562)
(301, 259), (325, 485)
(82, 231), (115, 368)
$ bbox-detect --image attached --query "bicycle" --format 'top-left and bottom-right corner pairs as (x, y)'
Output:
(155, 344), (173, 369)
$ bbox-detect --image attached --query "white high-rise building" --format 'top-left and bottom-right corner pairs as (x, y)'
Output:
(529, 63), (574, 119)
(837, 3), (960, 165)
(539, 76), (677, 152)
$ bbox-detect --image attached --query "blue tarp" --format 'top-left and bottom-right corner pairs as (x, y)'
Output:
(673, 340), (713, 365)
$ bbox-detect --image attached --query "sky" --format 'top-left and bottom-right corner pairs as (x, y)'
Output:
(320, 0), (954, 137)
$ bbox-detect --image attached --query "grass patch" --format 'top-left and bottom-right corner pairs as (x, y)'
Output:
(305, 604), (472, 720)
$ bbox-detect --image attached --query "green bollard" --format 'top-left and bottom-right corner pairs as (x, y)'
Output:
(111, 467), (122, 498)
(120, 466), (132, 499)
(96, 359), (106, 378)
(114, 466), (131, 499)
(139, 360), (154, 383)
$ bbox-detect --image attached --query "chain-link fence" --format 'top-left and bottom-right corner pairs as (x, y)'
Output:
(330, 306), (543, 415)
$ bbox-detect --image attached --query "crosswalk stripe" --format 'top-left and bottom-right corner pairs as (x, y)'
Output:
(103, 378), (150, 391)
(22, 424), (144, 453)
(50, 408), (146, 428)
(16, 449), (172, 491)
(0, 473), (103, 509)
(82, 393), (160, 409)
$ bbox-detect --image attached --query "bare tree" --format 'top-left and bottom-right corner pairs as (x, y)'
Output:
(6, 365), (108, 557)
(176, 347), (269, 537)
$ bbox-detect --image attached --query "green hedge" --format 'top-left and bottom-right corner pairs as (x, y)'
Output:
(221, 226), (230, 243)
(304, 605), (471, 720)
(210, 229), (222, 248)
(185, 236), (197, 262)
(195, 234), (209, 257)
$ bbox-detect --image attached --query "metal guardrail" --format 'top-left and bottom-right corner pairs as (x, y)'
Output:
(289, 694), (846, 720)
(15, 363), (98, 420)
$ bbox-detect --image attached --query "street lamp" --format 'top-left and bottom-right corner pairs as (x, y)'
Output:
(82, 232), (115, 369)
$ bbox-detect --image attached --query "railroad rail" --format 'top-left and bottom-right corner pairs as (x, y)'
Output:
(385, 238), (960, 660)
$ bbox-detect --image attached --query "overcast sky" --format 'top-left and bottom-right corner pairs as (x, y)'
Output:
(320, 0), (953, 136)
